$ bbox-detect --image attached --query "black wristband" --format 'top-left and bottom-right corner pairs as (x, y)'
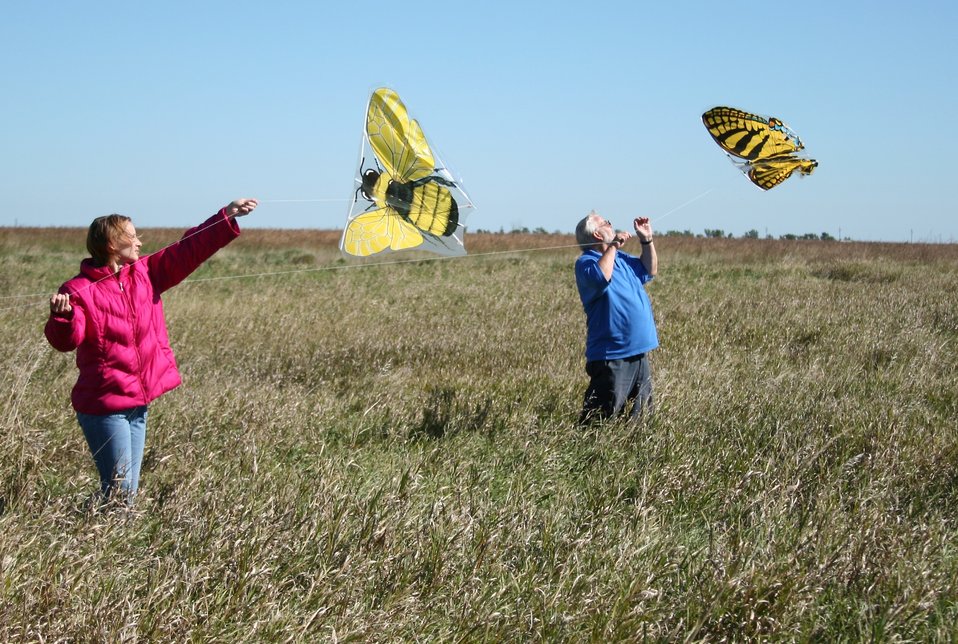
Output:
(640, 238), (653, 245)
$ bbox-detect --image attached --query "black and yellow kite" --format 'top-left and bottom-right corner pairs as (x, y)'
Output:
(341, 88), (474, 257)
(702, 106), (818, 190)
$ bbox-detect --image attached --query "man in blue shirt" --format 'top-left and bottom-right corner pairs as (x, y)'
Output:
(574, 211), (658, 423)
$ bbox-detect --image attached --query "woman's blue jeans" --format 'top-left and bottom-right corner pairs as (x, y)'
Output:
(76, 406), (148, 500)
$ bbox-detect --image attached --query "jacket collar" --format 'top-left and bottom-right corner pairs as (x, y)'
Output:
(80, 258), (121, 281)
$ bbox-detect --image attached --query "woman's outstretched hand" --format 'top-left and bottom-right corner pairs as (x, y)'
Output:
(227, 198), (259, 218)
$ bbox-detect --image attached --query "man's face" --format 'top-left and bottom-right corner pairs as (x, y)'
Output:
(592, 216), (614, 244)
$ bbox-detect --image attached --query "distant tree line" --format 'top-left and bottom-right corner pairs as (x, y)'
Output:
(472, 227), (842, 241)
(664, 229), (839, 241)
(474, 227), (559, 235)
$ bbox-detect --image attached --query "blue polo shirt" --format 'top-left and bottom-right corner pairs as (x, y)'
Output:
(575, 249), (658, 361)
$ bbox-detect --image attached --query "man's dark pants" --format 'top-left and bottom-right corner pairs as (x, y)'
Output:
(579, 353), (652, 424)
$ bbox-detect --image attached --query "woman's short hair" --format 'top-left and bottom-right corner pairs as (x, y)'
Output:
(575, 211), (599, 248)
(86, 214), (131, 266)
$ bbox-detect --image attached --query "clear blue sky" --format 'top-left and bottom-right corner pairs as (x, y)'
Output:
(3, 1), (955, 242)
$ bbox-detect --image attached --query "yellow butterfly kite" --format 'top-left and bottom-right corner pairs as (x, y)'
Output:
(702, 106), (818, 190)
(340, 88), (474, 257)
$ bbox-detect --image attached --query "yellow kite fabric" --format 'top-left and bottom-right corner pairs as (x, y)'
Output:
(341, 88), (474, 257)
(702, 106), (818, 190)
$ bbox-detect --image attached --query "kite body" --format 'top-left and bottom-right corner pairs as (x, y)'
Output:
(702, 106), (818, 190)
(341, 88), (473, 257)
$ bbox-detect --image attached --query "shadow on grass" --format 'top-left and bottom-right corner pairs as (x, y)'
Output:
(409, 387), (493, 440)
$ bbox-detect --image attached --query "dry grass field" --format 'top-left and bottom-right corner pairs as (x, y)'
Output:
(1, 226), (957, 640)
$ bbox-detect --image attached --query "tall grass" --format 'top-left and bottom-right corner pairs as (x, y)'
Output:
(1, 229), (957, 640)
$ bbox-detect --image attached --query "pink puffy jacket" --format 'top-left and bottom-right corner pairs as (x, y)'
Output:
(45, 208), (241, 414)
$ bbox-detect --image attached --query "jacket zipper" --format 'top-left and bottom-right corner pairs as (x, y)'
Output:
(119, 271), (148, 401)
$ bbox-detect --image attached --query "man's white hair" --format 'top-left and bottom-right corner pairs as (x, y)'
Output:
(575, 210), (600, 248)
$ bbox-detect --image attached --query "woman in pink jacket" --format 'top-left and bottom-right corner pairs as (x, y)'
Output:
(45, 198), (258, 502)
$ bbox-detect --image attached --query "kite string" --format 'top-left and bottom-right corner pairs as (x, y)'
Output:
(651, 187), (714, 225)
(178, 242), (585, 285)
(0, 205), (399, 304)
(181, 183), (713, 286)
(258, 199), (351, 203)
(0, 242), (584, 312)
(3, 188), (714, 310)
(0, 213), (246, 306)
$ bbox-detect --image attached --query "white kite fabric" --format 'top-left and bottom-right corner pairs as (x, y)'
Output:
(340, 88), (475, 258)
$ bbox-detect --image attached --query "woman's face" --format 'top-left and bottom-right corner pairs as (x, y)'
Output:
(112, 221), (142, 265)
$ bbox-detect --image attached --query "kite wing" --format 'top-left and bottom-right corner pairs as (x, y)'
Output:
(366, 87), (435, 183)
(748, 157), (819, 191)
(342, 207), (424, 256)
(702, 107), (804, 160)
(340, 87), (475, 258)
(702, 106), (817, 190)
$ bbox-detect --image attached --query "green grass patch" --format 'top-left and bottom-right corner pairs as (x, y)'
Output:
(2, 232), (957, 639)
